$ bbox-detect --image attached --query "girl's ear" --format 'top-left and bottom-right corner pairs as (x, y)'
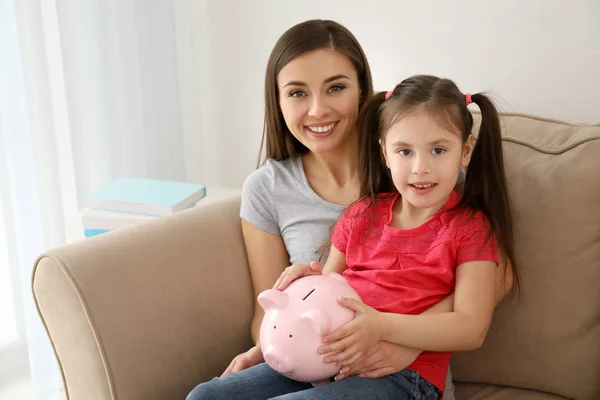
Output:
(461, 135), (475, 168)
(379, 139), (390, 168)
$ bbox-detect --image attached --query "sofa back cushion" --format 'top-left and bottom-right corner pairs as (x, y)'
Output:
(451, 113), (600, 400)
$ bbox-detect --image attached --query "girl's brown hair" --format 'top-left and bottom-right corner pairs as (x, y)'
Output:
(356, 74), (520, 292)
(257, 19), (374, 167)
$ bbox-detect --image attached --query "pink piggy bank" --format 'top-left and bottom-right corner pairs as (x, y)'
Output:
(257, 272), (362, 385)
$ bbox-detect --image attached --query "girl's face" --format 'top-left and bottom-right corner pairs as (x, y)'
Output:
(277, 49), (361, 155)
(381, 109), (474, 215)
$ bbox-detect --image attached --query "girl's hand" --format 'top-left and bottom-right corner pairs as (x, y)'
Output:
(220, 345), (264, 377)
(273, 261), (323, 290)
(334, 341), (421, 381)
(319, 297), (383, 367)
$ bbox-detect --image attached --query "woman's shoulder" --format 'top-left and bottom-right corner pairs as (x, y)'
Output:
(242, 157), (299, 193)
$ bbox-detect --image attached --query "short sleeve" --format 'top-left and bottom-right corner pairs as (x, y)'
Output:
(240, 165), (279, 235)
(456, 213), (499, 266)
(331, 210), (351, 254)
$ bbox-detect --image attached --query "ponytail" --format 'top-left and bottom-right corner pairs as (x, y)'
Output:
(461, 93), (520, 292)
(357, 91), (395, 202)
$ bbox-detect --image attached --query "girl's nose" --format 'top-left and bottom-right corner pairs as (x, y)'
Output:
(412, 154), (431, 175)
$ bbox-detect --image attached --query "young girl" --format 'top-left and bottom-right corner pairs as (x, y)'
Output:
(186, 74), (519, 399)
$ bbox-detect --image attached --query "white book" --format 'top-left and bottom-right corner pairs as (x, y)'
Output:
(86, 177), (206, 216)
(81, 208), (157, 231)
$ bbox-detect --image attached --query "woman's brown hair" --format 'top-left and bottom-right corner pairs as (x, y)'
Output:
(257, 19), (374, 167)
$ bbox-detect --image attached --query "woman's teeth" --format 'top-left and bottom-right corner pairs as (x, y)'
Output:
(307, 122), (336, 133)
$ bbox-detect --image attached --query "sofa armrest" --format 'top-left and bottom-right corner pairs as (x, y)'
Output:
(32, 195), (254, 400)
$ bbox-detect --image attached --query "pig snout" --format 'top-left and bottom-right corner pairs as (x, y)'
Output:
(264, 348), (293, 374)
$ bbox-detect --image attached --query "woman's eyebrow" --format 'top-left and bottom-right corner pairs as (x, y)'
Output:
(283, 74), (350, 88)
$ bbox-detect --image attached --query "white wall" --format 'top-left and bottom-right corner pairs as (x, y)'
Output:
(179, 0), (600, 188)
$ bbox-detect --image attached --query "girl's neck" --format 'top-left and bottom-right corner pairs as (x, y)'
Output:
(390, 193), (452, 230)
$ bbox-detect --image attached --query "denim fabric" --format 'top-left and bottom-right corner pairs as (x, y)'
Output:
(186, 363), (441, 400)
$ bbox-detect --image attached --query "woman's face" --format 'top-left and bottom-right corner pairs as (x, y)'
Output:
(277, 49), (361, 155)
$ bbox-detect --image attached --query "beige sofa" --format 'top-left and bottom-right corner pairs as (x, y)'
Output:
(32, 113), (600, 400)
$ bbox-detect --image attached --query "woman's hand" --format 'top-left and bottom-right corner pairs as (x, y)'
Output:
(333, 341), (421, 380)
(273, 261), (323, 290)
(220, 345), (264, 377)
(318, 297), (383, 367)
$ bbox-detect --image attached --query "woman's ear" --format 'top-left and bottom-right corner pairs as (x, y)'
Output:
(461, 135), (475, 168)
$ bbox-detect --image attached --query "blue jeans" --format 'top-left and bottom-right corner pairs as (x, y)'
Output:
(186, 363), (441, 400)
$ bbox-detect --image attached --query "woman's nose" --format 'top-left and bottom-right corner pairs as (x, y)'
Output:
(308, 95), (330, 118)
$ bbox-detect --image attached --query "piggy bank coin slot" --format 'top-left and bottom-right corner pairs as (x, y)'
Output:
(302, 288), (316, 301)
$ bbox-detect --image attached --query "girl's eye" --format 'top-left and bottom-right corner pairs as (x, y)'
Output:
(328, 84), (346, 93)
(289, 90), (306, 98)
(432, 147), (445, 155)
(398, 149), (412, 156)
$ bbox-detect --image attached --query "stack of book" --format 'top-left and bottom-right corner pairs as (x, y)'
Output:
(81, 177), (206, 237)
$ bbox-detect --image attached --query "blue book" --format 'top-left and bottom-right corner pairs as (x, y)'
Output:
(84, 229), (110, 237)
(87, 177), (206, 216)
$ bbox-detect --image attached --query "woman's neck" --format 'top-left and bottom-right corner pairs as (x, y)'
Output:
(302, 137), (358, 188)
(301, 136), (361, 205)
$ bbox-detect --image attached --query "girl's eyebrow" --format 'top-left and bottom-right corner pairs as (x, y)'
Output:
(391, 139), (452, 147)
(283, 74), (350, 88)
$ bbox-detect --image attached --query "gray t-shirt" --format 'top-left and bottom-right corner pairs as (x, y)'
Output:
(240, 156), (345, 264)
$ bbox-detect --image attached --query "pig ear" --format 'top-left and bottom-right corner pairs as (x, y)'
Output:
(300, 309), (331, 336)
(258, 289), (289, 311)
(325, 271), (346, 283)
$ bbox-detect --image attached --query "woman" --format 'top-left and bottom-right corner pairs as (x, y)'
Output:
(187, 19), (513, 400)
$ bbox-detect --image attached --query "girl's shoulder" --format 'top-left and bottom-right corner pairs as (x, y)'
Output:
(342, 192), (398, 219)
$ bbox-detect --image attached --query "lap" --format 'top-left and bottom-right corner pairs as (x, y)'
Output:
(272, 369), (439, 400)
(185, 363), (311, 400)
(186, 363), (439, 400)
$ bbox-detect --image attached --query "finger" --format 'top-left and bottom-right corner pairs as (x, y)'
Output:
(356, 346), (382, 370)
(321, 333), (356, 355)
(220, 358), (237, 377)
(309, 261), (323, 272)
(357, 359), (386, 375)
(338, 351), (363, 368)
(273, 275), (284, 289)
(323, 321), (357, 344)
(337, 296), (365, 312)
(360, 366), (395, 379)
(327, 343), (360, 364)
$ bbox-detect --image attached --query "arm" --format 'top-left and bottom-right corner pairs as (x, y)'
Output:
(241, 219), (290, 344)
(322, 245), (348, 275)
(422, 248), (514, 317)
(380, 260), (497, 351)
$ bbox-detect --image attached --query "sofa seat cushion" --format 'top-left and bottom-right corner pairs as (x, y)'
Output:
(455, 383), (571, 400)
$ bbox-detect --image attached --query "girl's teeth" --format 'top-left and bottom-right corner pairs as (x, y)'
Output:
(307, 122), (336, 133)
(413, 183), (435, 189)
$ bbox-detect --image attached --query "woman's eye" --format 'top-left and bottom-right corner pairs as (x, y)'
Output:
(432, 147), (445, 155)
(289, 90), (306, 98)
(398, 149), (412, 156)
(328, 84), (346, 93)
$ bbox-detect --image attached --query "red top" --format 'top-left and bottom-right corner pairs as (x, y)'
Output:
(332, 191), (498, 395)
